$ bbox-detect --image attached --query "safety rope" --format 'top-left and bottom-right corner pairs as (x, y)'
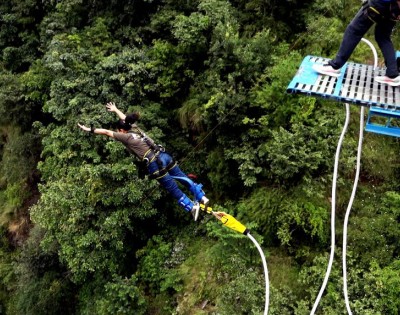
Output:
(207, 208), (269, 314)
(247, 233), (269, 315)
(342, 38), (376, 315)
(311, 37), (378, 315)
(310, 103), (350, 315)
(342, 106), (364, 315)
(178, 102), (242, 167)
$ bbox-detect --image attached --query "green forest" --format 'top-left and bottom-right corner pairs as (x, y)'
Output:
(1, 0), (400, 314)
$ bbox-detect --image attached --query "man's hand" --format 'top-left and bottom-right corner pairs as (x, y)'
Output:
(78, 123), (91, 132)
(77, 124), (114, 138)
(106, 102), (126, 120)
(106, 102), (117, 112)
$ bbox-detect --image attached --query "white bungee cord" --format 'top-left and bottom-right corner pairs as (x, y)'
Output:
(342, 38), (377, 315)
(342, 105), (364, 315)
(310, 103), (350, 315)
(311, 38), (376, 315)
(247, 233), (269, 315)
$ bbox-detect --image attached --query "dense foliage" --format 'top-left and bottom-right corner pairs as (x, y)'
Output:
(1, 0), (400, 314)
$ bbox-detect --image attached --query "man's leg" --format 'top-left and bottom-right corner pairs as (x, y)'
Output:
(168, 164), (207, 203)
(313, 5), (374, 76)
(157, 175), (201, 220)
(329, 5), (373, 69)
(148, 159), (194, 212)
(375, 21), (398, 78)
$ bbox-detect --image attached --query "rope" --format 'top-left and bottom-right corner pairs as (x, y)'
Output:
(342, 106), (364, 315)
(310, 103), (350, 315)
(247, 233), (269, 315)
(342, 37), (377, 315)
(178, 102), (242, 167)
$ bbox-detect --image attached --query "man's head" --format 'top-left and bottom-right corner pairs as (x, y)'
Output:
(115, 120), (131, 133)
(115, 112), (140, 132)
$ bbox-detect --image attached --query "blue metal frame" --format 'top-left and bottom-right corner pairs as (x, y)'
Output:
(365, 107), (400, 137)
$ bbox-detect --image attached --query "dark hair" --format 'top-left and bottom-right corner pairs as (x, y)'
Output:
(125, 112), (140, 124)
(115, 112), (140, 131)
(116, 120), (131, 131)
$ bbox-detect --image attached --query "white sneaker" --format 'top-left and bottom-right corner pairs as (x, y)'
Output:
(200, 196), (209, 206)
(312, 64), (341, 77)
(375, 75), (400, 87)
(191, 203), (200, 221)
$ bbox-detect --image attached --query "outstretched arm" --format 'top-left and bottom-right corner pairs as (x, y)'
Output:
(77, 123), (114, 138)
(106, 102), (126, 120)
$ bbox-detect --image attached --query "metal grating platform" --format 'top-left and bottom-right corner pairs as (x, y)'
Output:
(287, 55), (400, 110)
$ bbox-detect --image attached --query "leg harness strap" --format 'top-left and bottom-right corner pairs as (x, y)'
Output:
(149, 159), (177, 180)
(142, 149), (159, 164)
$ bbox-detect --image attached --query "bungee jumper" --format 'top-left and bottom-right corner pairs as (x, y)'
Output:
(313, 0), (400, 86)
(78, 104), (270, 314)
(77, 102), (209, 221)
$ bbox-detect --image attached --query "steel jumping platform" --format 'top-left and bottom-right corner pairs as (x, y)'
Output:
(287, 55), (400, 137)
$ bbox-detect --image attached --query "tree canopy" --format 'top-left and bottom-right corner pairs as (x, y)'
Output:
(0, 0), (400, 314)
